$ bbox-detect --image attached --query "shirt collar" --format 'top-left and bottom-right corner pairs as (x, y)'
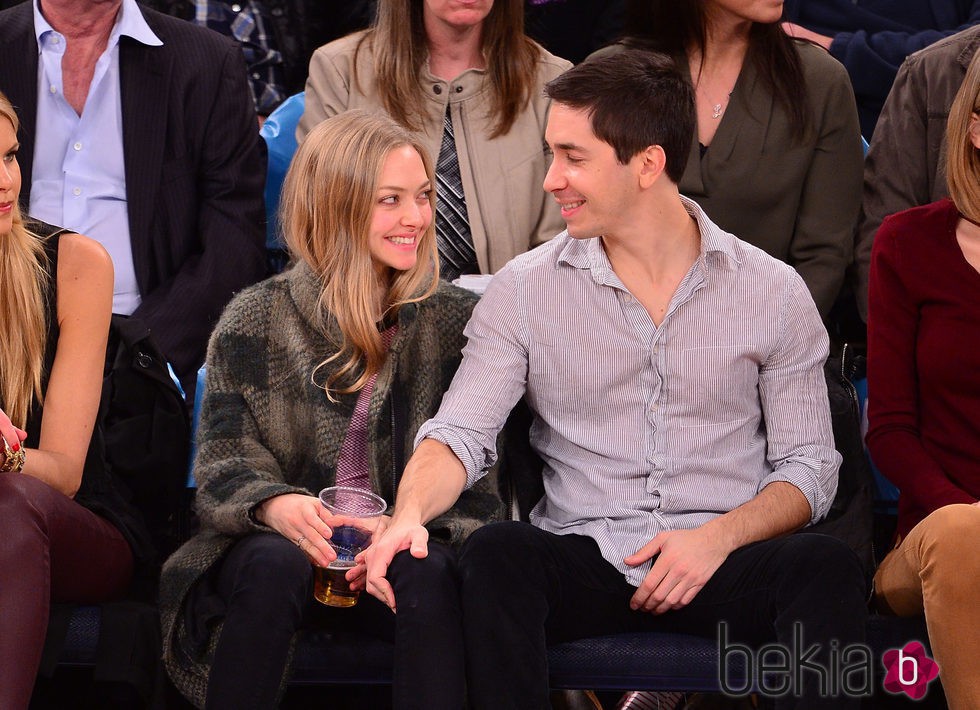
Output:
(681, 195), (742, 267)
(556, 195), (743, 279)
(34, 0), (163, 48)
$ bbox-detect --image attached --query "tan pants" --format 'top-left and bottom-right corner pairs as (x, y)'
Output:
(874, 504), (980, 709)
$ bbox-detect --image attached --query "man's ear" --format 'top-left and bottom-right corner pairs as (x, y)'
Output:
(637, 145), (668, 189)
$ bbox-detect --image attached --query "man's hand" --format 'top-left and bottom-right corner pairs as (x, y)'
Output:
(358, 438), (468, 611)
(360, 516), (431, 612)
(781, 22), (833, 51)
(255, 493), (337, 568)
(342, 515), (390, 591)
(625, 527), (733, 614)
(626, 481), (812, 614)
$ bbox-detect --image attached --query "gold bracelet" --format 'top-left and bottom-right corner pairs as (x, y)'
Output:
(0, 437), (26, 473)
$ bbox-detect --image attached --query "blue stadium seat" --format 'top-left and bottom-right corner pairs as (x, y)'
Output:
(260, 92), (304, 273)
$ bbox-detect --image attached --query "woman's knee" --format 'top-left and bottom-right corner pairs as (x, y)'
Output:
(915, 504), (980, 549)
(907, 504), (980, 573)
(389, 542), (460, 612)
(0, 475), (57, 553)
(0, 474), (53, 523)
(218, 533), (313, 609)
(389, 541), (458, 583)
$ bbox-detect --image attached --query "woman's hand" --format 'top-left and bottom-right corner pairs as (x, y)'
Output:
(0, 407), (28, 469)
(255, 493), (338, 568)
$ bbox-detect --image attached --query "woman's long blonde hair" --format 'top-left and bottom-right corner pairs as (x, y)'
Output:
(947, 50), (980, 225)
(356, 0), (540, 138)
(280, 110), (438, 401)
(0, 93), (48, 428)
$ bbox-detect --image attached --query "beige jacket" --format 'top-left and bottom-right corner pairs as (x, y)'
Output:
(300, 31), (571, 274)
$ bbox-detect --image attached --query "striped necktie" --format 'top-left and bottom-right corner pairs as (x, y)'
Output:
(435, 107), (480, 281)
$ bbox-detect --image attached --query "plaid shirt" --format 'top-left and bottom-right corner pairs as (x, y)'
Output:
(193, 0), (286, 114)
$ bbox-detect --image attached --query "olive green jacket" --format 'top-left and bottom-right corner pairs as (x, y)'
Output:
(595, 40), (864, 317)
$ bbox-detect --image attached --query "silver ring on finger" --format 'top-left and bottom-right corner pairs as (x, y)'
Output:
(295, 535), (307, 548)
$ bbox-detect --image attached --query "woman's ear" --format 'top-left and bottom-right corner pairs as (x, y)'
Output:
(637, 144), (668, 189)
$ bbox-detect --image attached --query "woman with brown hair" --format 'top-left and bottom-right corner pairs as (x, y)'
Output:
(300, 0), (571, 282)
(0, 92), (130, 709)
(866, 50), (980, 710)
(160, 110), (503, 709)
(606, 0), (864, 318)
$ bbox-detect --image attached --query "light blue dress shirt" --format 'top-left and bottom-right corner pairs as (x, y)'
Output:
(29, 0), (162, 315)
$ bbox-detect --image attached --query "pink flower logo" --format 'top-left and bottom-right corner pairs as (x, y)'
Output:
(882, 642), (940, 699)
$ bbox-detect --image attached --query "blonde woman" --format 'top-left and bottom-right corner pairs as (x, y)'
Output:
(0, 92), (130, 709)
(160, 110), (503, 710)
(867, 51), (980, 710)
(300, 0), (571, 281)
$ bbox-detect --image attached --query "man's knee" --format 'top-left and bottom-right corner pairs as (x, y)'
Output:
(458, 521), (549, 597)
(459, 521), (534, 568)
(780, 534), (867, 596)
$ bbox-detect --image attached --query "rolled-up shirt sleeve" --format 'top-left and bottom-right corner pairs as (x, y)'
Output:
(757, 272), (841, 523)
(415, 266), (531, 489)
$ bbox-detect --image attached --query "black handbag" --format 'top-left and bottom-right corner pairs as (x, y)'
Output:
(93, 314), (191, 573)
(807, 346), (875, 583)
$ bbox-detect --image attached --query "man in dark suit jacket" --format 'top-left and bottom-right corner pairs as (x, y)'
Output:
(0, 0), (266, 388)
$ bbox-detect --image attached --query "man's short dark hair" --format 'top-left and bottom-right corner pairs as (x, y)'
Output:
(545, 49), (695, 182)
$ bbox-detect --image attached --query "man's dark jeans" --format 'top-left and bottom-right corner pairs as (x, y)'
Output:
(459, 521), (868, 710)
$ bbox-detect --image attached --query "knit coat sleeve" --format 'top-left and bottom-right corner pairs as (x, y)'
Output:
(192, 284), (314, 536)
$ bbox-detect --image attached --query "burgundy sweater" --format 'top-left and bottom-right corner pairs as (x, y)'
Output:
(867, 199), (980, 538)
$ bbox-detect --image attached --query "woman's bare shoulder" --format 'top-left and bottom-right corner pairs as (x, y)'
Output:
(56, 232), (113, 280)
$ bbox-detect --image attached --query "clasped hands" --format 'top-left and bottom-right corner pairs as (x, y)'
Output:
(256, 493), (391, 591)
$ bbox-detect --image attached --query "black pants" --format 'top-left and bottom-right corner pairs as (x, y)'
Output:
(204, 532), (464, 710)
(459, 522), (868, 710)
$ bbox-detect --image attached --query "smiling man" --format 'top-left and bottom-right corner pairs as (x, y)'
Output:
(364, 49), (868, 709)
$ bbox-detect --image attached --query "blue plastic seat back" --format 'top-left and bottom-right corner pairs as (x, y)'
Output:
(260, 92), (305, 263)
(852, 376), (900, 512)
(187, 364), (207, 488)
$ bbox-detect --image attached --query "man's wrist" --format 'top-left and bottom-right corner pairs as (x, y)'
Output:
(699, 516), (741, 556)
